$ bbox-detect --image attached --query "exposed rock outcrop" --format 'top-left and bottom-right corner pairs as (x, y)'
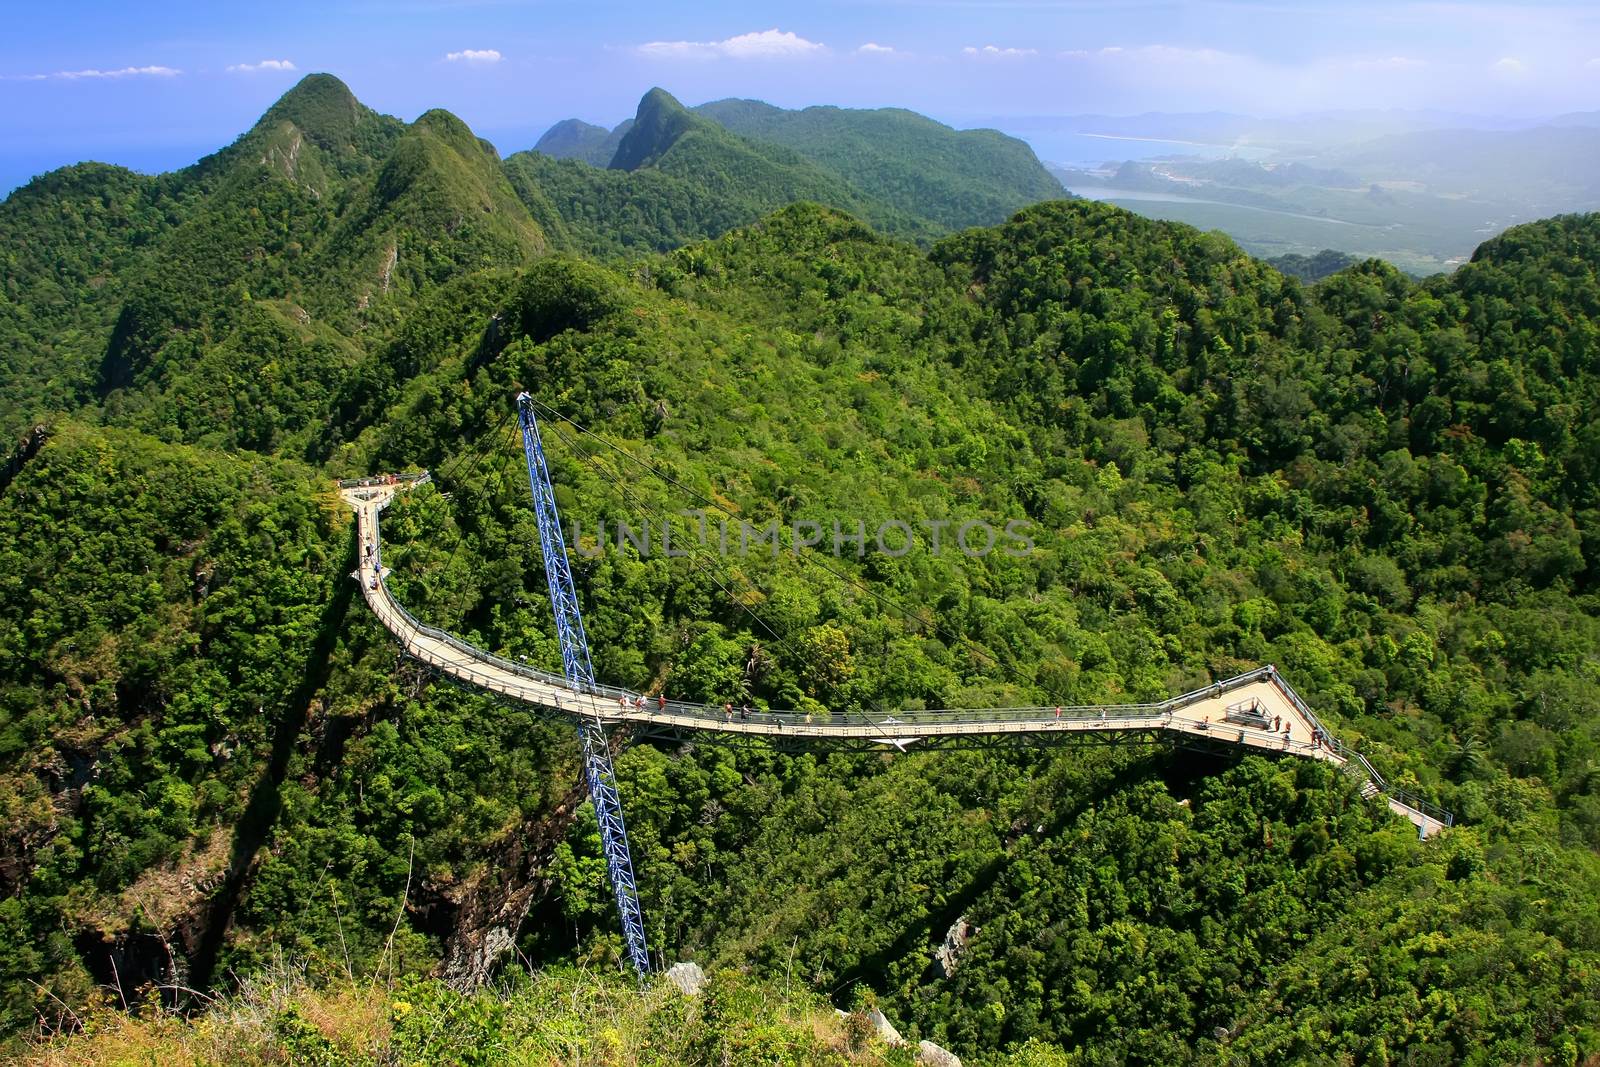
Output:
(918, 1039), (963, 1066)
(0, 423), (49, 495)
(935, 915), (975, 978)
(438, 780), (586, 990)
(666, 960), (706, 996)
(866, 1006), (904, 1046)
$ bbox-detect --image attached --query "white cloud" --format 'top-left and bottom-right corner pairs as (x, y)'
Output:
(1589, 57), (1600, 69)
(445, 49), (502, 64)
(227, 59), (297, 73)
(2, 65), (180, 81)
(1, 64), (182, 81)
(638, 29), (825, 60)
(857, 42), (898, 55)
(962, 45), (1038, 58)
(1492, 56), (1526, 73)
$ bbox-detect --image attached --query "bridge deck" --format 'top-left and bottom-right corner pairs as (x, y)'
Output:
(341, 483), (1448, 838)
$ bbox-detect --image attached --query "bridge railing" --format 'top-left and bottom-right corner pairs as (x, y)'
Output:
(1255, 665), (1451, 827)
(1342, 750), (1453, 828)
(361, 502), (1449, 822)
(366, 518), (1320, 742)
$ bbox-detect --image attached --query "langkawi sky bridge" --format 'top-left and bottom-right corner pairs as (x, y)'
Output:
(339, 393), (1451, 981)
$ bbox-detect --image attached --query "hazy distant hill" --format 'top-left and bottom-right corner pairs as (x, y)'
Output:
(532, 118), (609, 160)
(1049, 113), (1600, 273)
(1549, 110), (1600, 129)
(533, 117), (634, 167)
(1328, 124), (1600, 207)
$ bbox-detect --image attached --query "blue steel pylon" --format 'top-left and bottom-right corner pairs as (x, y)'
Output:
(515, 392), (650, 980)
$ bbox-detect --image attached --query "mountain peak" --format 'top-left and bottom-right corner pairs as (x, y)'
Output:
(257, 74), (364, 151)
(412, 108), (497, 159)
(609, 87), (701, 171)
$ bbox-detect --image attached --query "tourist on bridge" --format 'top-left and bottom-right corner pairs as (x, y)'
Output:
(740, 703), (751, 721)
(724, 702), (733, 721)
(634, 694), (647, 711)
(657, 693), (666, 711)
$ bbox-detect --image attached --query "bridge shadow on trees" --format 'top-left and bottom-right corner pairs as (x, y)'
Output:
(185, 532), (358, 996)
(828, 746), (1208, 1001)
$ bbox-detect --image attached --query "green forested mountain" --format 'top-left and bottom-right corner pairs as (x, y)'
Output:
(1, 75), (546, 448)
(529, 92), (1066, 240)
(510, 87), (940, 255)
(3, 77), (1072, 441)
(693, 97), (1065, 231)
(531, 117), (614, 165)
(3, 72), (1600, 1066)
(523, 88), (1071, 254)
(533, 116), (636, 168)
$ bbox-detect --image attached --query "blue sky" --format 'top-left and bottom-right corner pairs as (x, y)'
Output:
(3, 0), (1598, 192)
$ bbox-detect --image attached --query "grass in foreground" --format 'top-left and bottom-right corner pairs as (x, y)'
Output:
(19, 962), (937, 1067)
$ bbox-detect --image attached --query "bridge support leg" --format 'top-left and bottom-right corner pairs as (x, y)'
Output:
(515, 392), (651, 980)
(578, 719), (650, 979)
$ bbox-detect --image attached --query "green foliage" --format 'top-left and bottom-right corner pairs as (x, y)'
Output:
(0, 424), (338, 1032)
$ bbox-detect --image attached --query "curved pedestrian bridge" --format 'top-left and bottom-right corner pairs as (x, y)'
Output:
(341, 479), (1450, 838)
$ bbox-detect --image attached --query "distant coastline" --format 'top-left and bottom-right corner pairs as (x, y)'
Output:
(1077, 131), (1246, 150)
